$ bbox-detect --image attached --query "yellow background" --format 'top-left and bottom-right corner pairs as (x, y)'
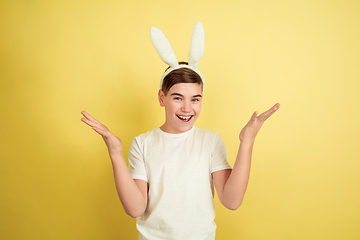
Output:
(1, 0), (359, 239)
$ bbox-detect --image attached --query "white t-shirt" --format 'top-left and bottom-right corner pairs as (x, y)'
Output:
(128, 126), (232, 240)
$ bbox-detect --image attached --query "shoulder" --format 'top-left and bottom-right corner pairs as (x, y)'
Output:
(192, 127), (227, 156)
(192, 127), (223, 147)
(133, 128), (159, 140)
(193, 126), (220, 139)
(130, 128), (160, 146)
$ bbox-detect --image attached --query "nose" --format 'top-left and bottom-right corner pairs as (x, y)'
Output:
(181, 100), (191, 113)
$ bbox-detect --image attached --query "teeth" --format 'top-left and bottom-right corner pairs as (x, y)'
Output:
(178, 115), (192, 120)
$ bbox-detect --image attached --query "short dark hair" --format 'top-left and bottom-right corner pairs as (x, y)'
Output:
(162, 62), (202, 95)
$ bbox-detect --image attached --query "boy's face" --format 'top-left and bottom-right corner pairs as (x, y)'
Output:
(158, 83), (203, 134)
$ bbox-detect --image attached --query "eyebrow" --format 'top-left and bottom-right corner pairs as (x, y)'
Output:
(170, 93), (203, 98)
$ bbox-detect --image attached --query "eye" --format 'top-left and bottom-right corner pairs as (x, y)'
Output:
(192, 98), (200, 102)
(173, 97), (182, 101)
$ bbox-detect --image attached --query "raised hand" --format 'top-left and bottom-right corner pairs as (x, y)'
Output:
(81, 111), (148, 217)
(239, 103), (280, 143)
(81, 111), (123, 153)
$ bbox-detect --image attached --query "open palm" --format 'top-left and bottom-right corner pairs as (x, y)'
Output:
(81, 111), (123, 153)
(239, 103), (280, 143)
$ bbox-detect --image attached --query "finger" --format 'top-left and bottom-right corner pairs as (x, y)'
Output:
(92, 126), (108, 137)
(81, 111), (100, 123)
(272, 103), (281, 111)
(258, 103), (280, 121)
(250, 111), (258, 122)
(81, 117), (102, 128)
(81, 111), (101, 124)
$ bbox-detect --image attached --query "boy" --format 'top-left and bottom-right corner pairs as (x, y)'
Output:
(81, 22), (279, 239)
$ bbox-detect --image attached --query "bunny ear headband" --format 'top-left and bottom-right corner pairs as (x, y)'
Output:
(150, 21), (205, 89)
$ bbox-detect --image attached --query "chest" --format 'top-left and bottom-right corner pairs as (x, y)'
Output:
(142, 135), (213, 185)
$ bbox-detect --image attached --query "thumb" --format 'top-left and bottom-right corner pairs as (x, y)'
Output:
(250, 111), (258, 122)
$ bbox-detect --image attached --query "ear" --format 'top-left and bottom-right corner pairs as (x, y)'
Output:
(188, 21), (204, 68)
(158, 89), (165, 107)
(150, 27), (179, 68)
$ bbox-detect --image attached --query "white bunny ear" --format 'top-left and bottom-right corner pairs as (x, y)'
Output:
(150, 27), (178, 68)
(188, 21), (205, 68)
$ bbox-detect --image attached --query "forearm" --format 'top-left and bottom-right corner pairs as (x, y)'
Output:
(80, 112), (147, 217)
(217, 103), (279, 210)
(109, 151), (147, 218)
(222, 141), (254, 210)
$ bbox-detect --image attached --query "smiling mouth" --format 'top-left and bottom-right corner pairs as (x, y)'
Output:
(177, 115), (193, 122)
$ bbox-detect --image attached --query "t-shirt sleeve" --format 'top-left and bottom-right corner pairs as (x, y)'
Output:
(210, 132), (232, 173)
(128, 137), (148, 182)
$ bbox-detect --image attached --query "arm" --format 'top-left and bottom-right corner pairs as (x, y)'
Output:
(81, 111), (147, 218)
(213, 103), (280, 210)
